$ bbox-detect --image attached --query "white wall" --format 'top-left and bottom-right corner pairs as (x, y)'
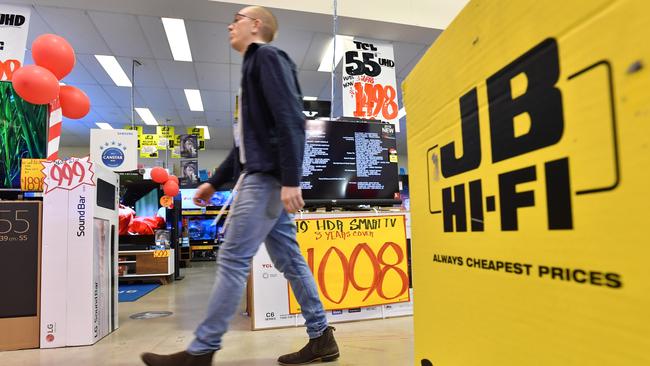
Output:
(216, 0), (469, 29)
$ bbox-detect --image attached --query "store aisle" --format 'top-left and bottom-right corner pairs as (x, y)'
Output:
(0, 262), (414, 365)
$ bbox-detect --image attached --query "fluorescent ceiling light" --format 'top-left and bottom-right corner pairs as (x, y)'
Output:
(303, 96), (318, 101)
(196, 125), (210, 140)
(162, 17), (193, 62)
(184, 89), (204, 111)
(95, 122), (113, 130)
(397, 107), (406, 120)
(135, 107), (158, 125)
(318, 35), (353, 72)
(95, 55), (132, 87)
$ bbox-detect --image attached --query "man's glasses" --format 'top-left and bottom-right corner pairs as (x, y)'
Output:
(231, 13), (258, 25)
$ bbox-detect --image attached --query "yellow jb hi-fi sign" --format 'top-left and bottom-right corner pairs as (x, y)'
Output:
(403, 0), (649, 365)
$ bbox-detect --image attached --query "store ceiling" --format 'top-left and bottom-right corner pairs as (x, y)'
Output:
(10, 0), (442, 151)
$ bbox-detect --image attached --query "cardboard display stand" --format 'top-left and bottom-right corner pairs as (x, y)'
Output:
(0, 201), (42, 351)
(250, 212), (413, 330)
(403, 0), (650, 364)
(40, 158), (120, 348)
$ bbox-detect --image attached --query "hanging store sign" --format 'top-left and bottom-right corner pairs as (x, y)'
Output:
(139, 134), (159, 159)
(0, 5), (31, 81)
(90, 129), (138, 172)
(341, 38), (399, 128)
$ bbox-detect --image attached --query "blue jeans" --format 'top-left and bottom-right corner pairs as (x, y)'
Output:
(188, 173), (328, 354)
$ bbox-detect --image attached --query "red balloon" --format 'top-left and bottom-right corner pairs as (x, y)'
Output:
(32, 34), (76, 80)
(11, 65), (60, 104)
(150, 167), (169, 184)
(59, 85), (90, 119)
(163, 181), (179, 197)
(168, 175), (179, 186)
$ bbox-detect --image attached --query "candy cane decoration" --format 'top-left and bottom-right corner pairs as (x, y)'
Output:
(47, 97), (62, 160)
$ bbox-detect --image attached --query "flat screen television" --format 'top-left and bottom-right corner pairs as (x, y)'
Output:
(301, 120), (401, 206)
(180, 188), (232, 210)
(0, 81), (48, 189)
(187, 216), (223, 244)
(118, 178), (165, 249)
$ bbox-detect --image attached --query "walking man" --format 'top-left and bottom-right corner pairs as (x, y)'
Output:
(141, 5), (339, 366)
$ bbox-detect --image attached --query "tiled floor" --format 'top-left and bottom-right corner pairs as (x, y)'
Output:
(0, 262), (414, 365)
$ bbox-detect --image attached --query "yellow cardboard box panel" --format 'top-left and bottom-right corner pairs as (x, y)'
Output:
(403, 0), (650, 365)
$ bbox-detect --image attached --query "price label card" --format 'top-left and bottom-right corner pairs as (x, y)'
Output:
(289, 215), (409, 313)
(41, 157), (95, 194)
(342, 38), (399, 129)
(153, 249), (170, 258)
(21, 159), (47, 191)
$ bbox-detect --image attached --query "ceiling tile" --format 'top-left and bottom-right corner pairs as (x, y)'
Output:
(138, 15), (174, 61)
(93, 106), (130, 124)
(88, 11), (153, 58)
(195, 62), (230, 91)
(273, 29), (314, 67)
(63, 61), (99, 85)
(177, 110), (207, 125)
(149, 108), (182, 125)
(298, 70), (331, 98)
(35, 7), (111, 55)
(156, 60), (199, 89)
(137, 87), (175, 110)
(26, 8), (54, 47)
(301, 32), (331, 70)
(186, 20), (230, 63)
(201, 90), (231, 112)
(102, 85), (146, 108)
(168, 88), (190, 111)
(230, 65), (241, 92)
(205, 111), (233, 126)
(131, 58), (167, 88)
(229, 48), (242, 65)
(79, 84), (116, 108)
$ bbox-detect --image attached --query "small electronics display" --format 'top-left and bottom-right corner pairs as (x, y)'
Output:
(187, 216), (223, 242)
(301, 120), (400, 203)
(181, 188), (232, 210)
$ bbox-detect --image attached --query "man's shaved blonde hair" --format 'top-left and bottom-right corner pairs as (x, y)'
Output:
(246, 6), (278, 42)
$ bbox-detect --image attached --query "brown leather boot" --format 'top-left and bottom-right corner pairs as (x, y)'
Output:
(141, 350), (214, 366)
(277, 326), (340, 365)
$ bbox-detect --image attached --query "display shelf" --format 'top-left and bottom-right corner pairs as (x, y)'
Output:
(117, 249), (174, 285)
(182, 210), (229, 216)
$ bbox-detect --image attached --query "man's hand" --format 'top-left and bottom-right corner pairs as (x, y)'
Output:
(281, 186), (304, 213)
(193, 183), (216, 207)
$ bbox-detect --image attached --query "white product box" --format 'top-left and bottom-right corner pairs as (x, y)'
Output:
(40, 158), (119, 347)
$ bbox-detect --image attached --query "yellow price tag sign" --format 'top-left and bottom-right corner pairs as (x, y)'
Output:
(153, 250), (170, 258)
(20, 159), (47, 191)
(289, 215), (409, 313)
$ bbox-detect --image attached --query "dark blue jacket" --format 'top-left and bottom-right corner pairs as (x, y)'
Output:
(207, 43), (306, 189)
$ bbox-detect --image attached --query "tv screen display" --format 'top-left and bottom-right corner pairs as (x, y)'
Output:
(181, 189), (232, 210)
(187, 216), (222, 242)
(0, 81), (47, 189)
(301, 120), (400, 204)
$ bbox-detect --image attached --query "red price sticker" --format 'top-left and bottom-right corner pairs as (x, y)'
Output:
(1, 59), (21, 80)
(353, 82), (399, 120)
(42, 157), (95, 193)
